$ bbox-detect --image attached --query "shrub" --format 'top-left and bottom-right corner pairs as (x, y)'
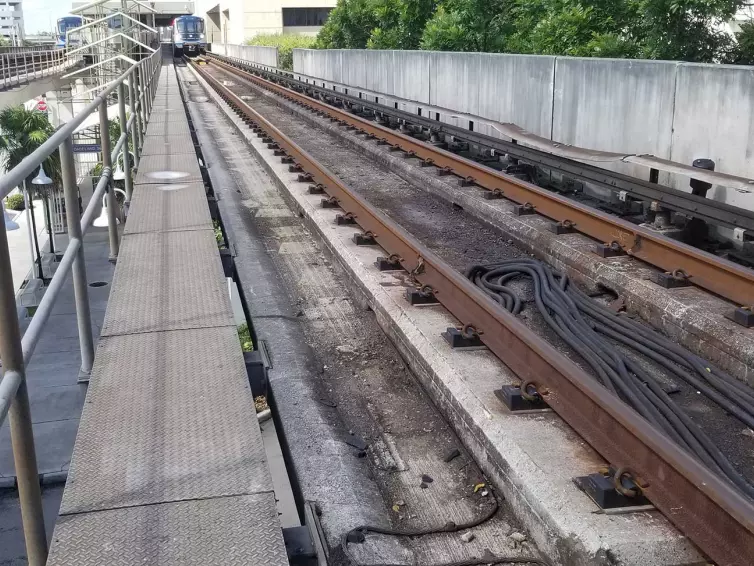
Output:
(244, 33), (316, 70)
(237, 323), (253, 352)
(5, 193), (25, 211)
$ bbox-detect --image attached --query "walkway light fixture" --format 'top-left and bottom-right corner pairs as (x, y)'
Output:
(2, 199), (19, 231)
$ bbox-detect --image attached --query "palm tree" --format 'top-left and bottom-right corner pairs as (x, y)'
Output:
(0, 105), (60, 187)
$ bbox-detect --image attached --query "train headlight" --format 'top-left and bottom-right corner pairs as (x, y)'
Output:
(199, 33), (205, 39)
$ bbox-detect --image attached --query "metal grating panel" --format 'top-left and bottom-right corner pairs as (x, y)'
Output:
(144, 119), (192, 137)
(124, 183), (212, 235)
(59, 326), (272, 514)
(101, 230), (234, 336)
(49, 494), (288, 565)
(134, 153), (203, 185)
(141, 135), (197, 155)
(147, 110), (188, 123)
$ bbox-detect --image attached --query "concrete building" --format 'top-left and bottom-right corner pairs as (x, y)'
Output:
(0, 0), (24, 45)
(196, 0), (336, 45)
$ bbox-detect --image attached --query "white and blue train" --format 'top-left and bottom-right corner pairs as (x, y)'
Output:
(172, 15), (206, 57)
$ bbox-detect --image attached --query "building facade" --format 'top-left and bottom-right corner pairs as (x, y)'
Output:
(196, 0), (336, 45)
(0, 1), (24, 45)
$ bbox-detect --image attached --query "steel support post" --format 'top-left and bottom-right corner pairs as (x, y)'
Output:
(98, 101), (119, 261)
(0, 212), (47, 565)
(60, 137), (94, 378)
(118, 83), (133, 204)
(129, 74), (142, 167)
(138, 64), (150, 123)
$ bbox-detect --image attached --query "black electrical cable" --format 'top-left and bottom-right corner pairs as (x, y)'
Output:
(340, 497), (550, 566)
(466, 259), (754, 500)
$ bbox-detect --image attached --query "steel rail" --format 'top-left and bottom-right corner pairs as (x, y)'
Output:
(205, 55), (754, 308)
(209, 52), (754, 231)
(191, 58), (754, 566)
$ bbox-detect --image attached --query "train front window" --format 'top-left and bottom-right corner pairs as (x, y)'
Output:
(177, 19), (204, 33)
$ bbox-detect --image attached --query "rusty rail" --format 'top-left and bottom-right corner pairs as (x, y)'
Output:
(190, 57), (754, 565)
(204, 53), (754, 309)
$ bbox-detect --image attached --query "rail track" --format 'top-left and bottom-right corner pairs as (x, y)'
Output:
(200, 52), (754, 311)
(187, 56), (754, 566)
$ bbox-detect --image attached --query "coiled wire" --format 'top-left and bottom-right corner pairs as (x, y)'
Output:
(467, 258), (754, 499)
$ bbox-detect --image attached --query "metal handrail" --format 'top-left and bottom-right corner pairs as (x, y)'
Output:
(0, 47), (161, 566)
(0, 49), (79, 90)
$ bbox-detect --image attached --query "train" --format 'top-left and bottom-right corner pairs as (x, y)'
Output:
(56, 16), (82, 49)
(172, 15), (206, 57)
(55, 14), (123, 49)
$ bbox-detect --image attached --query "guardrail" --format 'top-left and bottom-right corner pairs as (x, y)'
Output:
(0, 48), (160, 566)
(0, 49), (77, 90)
(0, 46), (56, 54)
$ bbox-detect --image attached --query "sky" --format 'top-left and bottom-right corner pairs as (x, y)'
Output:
(23, 0), (68, 35)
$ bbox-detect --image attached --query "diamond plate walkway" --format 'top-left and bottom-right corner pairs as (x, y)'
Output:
(45, 60), (289, 565)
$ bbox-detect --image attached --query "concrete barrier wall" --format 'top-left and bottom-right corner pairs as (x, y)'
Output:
(213, 44), (279, 68)
(291, 48), (754, 210)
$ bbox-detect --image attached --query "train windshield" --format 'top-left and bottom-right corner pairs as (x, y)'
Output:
(176, 18), (204, 33)
(57, 18), (81, 35)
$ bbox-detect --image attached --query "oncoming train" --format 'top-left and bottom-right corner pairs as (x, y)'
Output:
(172, 15), (206, 57)
(56, 16), (82, 48)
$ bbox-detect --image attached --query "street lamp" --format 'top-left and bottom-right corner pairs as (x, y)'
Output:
(93, 188), (126, 227)
(31, 163), (55, 257)
(2, 199), (19, 231)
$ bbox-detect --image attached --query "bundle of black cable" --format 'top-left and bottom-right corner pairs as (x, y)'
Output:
(466, 258), (754, 499)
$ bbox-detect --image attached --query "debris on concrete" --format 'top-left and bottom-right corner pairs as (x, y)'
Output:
(460, 532), (475, 543)
(254, 395), (269, 413)
(421, 474), (434, 484)
(444, 448), (461, 463)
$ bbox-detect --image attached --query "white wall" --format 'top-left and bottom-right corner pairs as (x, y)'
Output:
(292, 49), (754, 212)
(213, 43), (279, 67)
(195, 0), (336, 44)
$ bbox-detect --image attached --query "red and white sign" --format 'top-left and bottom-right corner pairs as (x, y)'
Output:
(36, 100), (47, 112)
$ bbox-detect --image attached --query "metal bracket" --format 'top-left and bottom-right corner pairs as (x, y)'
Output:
(353, 232), (376, 246)
(594, 243), (625, 258)
(496, 384), (549, 412)
(652, 271), (691, 289)
(375, 256), (402, 271)
(725, 307), (754, 328)
(405, 287), (439, 305)
(442, 326), (485, 349)
(574, 468), (650, 510)
(308, 184), (325, 195)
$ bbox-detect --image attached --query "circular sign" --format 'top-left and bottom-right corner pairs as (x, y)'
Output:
(36, 100), (47, 112)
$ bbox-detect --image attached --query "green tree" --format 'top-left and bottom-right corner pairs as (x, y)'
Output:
(726, 20), (754, 64)
(632, 0), (739, 62)
(0, 105), (60, 188)
(245, 33), (316, 70)
(316, 0), (382, 48)
(421, 0), (512, 52)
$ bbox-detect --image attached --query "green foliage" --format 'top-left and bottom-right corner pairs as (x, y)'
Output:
(319, 0), (438, 49)
(245, 33), (317, 70)
(0, 105), (60, 187)
(316, 0), (749, 63)
(213, 219), (225, 248)
(5, 193), (25, 211)
(237, 323), (254, 352)
(726, 21), (754, 64)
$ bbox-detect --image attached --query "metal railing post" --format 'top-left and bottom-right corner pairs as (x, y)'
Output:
(98, 101), (119, 261)
(143, 63), (152, 118)
(136, 64), (148, 126)
(60, 137), (95, 378)
(0, 212), (47, 565)
(129, 75), (142, 167)
(118, 83), (133, 204)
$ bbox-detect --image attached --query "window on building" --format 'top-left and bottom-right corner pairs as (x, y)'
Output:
(282, 7), (332, 27)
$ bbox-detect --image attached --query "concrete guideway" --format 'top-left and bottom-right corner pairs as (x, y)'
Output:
(45, 61), (288, 565)
(187, 56), (754, 565)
